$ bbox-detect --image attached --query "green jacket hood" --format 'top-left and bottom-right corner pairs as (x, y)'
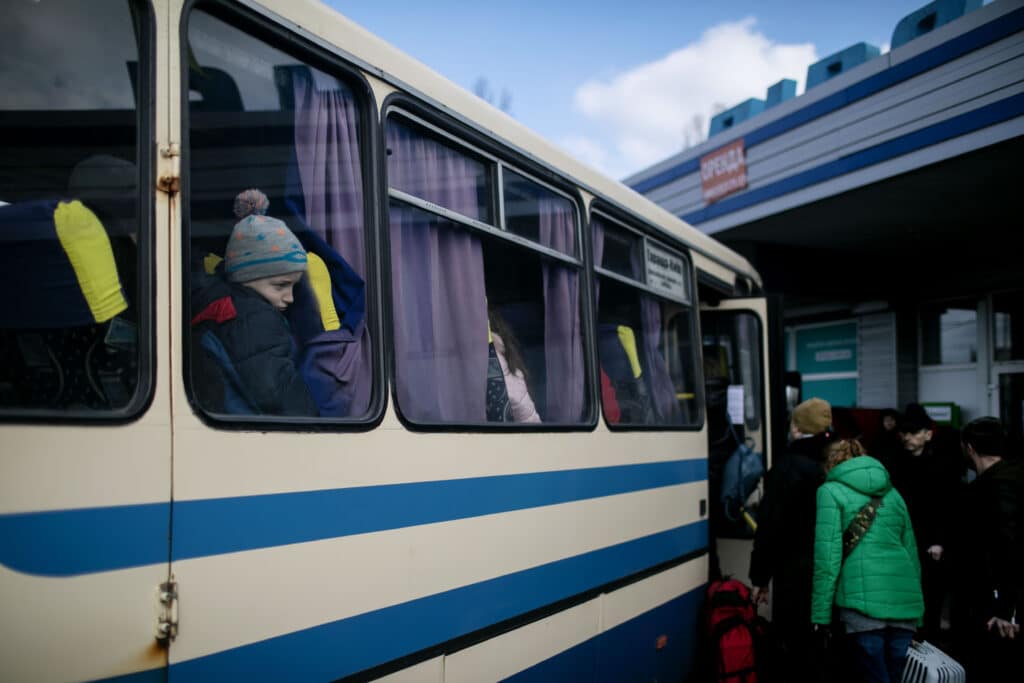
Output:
(826, 455), (891, 497)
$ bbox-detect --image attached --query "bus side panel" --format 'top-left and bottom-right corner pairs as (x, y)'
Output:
(445, 560), (706, 683)
(166, 425), (708, 681)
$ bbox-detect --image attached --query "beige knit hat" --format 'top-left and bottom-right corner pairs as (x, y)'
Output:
(792, 397), (832, 435)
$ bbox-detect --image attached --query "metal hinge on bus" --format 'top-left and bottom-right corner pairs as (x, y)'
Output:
(157, 143), (181, 195)
(156, 580), (179, 644)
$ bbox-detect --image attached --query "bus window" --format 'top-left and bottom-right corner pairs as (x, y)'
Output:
(592, 213), (700, 428)
(387, 116), (588, 426)
(0, 0), (148, 416)
(185, 7), (374, 421)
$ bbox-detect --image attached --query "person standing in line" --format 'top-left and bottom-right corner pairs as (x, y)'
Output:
(951, 417), (1023, 680)
(888, 404), (961, 641)
(750, 397), (835, 682)
(811, 439), (923, 683)
(871, 408), (903, 474)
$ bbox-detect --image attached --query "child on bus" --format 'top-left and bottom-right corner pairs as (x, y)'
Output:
(191, 190), (318, 416)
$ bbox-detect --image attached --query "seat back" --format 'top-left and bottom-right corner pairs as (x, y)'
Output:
(0, 198), (132, 409)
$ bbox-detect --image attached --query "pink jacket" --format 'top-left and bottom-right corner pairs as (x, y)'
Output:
(492, 332), (541, 423)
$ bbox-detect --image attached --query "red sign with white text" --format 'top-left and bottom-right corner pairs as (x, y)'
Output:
(700, 138), (747, 203)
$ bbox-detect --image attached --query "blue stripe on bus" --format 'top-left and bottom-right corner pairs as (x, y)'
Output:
(172, 459), (705, 562)
(89, 668), (167, 683)
(504, 585), (704, 683)
(0, 459), (706, 576)
(682, 92), (1024, 225)
(168, 522), (708, 683)
(629, 6), (1024, 195)
(0, 502), (171, 577)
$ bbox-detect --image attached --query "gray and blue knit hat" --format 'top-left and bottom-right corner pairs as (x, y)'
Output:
(224, 190), (307, 283)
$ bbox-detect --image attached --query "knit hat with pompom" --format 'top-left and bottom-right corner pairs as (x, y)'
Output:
(224, 189), (307, 283)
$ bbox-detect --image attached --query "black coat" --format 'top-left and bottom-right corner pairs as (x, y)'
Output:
(749, 434), (829, 630)
(192, 277), (318, 417)
(953, 457), (1024, 629)
(887, 439), (963, 552)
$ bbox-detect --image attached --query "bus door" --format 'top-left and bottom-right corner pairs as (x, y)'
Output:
(0, 1), (172, 681)
(699, 298), (772, 581)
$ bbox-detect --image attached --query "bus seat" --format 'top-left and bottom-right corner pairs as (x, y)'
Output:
(485, 324), (511, 422)
(0, 198), (133, 409)
(289, 248), (369, 418)
(703, 343), (729, 381)
(598, 323), (654, 424)
(189, 65), (244, 112)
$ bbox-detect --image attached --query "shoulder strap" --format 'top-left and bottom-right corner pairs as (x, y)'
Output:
(842, 496), (883, 560)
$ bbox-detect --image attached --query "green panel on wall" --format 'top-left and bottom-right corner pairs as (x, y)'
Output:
(796, 323), (858, 375)
(803, 378), (858, 408)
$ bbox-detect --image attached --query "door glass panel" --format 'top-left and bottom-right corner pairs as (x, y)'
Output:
(0, 0), (146, 415)
(702, 310), (765, 539)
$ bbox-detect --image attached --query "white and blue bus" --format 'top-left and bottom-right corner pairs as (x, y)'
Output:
(0, 1), (774, 681)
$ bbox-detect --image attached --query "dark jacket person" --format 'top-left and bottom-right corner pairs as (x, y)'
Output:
(750, 397), (835, 682)
(951, 417), (1023, 680)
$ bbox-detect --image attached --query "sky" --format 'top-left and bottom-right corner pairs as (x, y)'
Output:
(325, 1), (964, 180)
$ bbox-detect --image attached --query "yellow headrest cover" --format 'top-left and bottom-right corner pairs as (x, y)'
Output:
(53, 200), (127, 323)
(306, 252), (340, 332)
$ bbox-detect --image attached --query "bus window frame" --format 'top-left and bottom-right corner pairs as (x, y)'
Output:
(0, 0), (157, 425)
(590, 205), (704, 432)
(382, 96), (599, 432)
(179, 0), (387, 431)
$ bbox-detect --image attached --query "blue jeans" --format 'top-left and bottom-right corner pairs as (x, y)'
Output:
(849, 627), (913, 683)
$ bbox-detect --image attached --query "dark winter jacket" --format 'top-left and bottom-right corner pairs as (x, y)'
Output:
(952, 457), (1024, 629)
(749, 433), (830, 627)
(887, 440), (961, 553)
(811, 456), (924, 624)
(191, 275), (318, 417)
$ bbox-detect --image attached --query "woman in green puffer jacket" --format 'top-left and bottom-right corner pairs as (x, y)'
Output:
(812, 439), (924, 683)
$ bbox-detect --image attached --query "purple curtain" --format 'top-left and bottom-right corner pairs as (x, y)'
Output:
(290, 68), (371, 416)
(539, 198), (584, 422)
(641, 295), (683, 423)
(627, 232), (682, 423)
(387, 124), (488, 422)
(291, 69), (365, 276)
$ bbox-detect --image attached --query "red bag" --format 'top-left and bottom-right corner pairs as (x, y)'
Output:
(707, 579), (761, 683)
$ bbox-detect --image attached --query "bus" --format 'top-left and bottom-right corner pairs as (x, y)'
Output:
(0, 1), (774, 681)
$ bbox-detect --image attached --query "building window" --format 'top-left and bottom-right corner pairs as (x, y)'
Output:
(920, 301), (977, 365)
(993, 291), (1024, 362)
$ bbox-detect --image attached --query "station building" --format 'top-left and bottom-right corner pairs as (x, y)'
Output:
(627, 0), (1024, 443)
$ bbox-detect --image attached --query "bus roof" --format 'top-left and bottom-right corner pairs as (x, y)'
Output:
(253, 0), (760, 288)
